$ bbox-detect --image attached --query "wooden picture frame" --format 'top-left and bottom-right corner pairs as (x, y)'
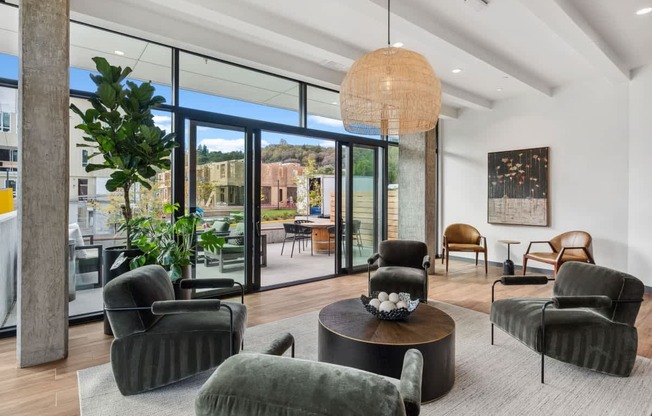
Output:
(488, 147), (549, 226)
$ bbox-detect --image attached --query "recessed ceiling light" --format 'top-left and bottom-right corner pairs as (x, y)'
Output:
(496, 88), (503, 92)
(392, 42), (404, 48)
(114, 50), (125, 56)
(636, 7), (652, 15)
(452, 68), (462, 74)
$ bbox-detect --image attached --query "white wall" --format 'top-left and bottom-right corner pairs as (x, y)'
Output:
(441, 77), (631, 273)
(628, 65), (652, 286)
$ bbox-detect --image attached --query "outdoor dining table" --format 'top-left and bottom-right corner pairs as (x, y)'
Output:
(300, 222), (334, 254)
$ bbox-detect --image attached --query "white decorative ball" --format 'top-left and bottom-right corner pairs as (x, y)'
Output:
(369, 298), (381, 309)
(379, 300), (397, 312)
(396, 301), (408, 309)
(378, 291), (389, 302)
(388, 292), (400, 303)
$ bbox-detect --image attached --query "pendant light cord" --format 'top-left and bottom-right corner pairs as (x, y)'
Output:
(387, 0), (391, 46)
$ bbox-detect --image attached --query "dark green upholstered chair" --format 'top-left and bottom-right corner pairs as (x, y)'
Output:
(368, 240), (430, 302)
(490, 262), (644, 383)
(103, 265), (247, 396)
(196, 333), (424, 416)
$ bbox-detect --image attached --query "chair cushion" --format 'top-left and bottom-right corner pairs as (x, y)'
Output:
(212, 221), (230, 233)
(230, 223), (245, 245)
(525, 252), (587, 263)
(111, 302), (247, 396)
(447, 243), (484, 252)
(195, 354), (406, 416)
(490, 298), (638, 376)
(370, 266), (426, 301)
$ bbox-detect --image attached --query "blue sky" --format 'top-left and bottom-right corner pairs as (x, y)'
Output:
(0, 53), (375, 152)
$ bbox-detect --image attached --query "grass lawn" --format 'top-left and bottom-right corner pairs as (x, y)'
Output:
(261, 209), (297, 221)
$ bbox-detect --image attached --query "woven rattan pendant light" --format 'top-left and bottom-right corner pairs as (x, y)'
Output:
(340, 0), (441, 136)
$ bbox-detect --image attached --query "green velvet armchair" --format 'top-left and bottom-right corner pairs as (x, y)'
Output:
(103, 265), (247, 395)
(368, 240), (430, 302)
(195, 333), (424, 416)
(490, 262), (644, 383)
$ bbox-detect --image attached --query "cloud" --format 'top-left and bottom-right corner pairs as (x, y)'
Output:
(199, 138), (245, 153)
(319, 140), (335, 148)
(308, 115), (344, 128)
(261, 140), (270, 148)
(153, 115), (172, 132)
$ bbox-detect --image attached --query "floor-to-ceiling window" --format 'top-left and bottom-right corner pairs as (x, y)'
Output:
(0, 1), (396, 334)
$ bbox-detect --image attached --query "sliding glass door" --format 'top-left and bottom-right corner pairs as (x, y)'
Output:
(185, 120), (251, 292)
(340, 144), (379, 271)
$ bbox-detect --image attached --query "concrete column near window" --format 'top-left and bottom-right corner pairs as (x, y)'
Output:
(398, 128), (437, 274)
(17, 0), (70, 367)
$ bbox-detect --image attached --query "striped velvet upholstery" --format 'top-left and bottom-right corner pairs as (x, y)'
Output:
(490, 262), (643, 377)
(104, 265), (247, 396)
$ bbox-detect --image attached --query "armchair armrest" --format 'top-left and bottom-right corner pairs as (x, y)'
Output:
(481, 236), (487, 248)
(552, 296), (611, 309)
(399, 349), (423, 416)
(260, 332), (295, 357)
(557, 247), (595, 263)
(491, 275), (552, 303)
(151, 299), (222, 315)
(525, 241), (554, 254)
(422, 255), (431, 270)
(500, 275), (550, 285)
(367, 253), (380, 265)
(180, 279), (244, 304)
(82, 234), (95, 244)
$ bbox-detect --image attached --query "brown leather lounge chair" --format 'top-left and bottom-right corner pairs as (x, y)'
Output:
(523, 230), (594, 276)
(442, 223), (487, 274)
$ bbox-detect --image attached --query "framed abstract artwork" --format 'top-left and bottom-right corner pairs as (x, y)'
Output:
(488, 147), (549, 226)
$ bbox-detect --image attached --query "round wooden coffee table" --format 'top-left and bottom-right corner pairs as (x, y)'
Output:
(318, 298), (455, 402)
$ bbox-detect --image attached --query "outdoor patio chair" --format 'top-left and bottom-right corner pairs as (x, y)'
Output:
(281, 222), (312, 257)
(204, 223), (246, 272)
(68, 222), (102, 289)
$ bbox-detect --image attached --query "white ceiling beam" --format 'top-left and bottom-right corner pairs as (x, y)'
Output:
(367, 0), (553, 97)
(441, 82), (493, 110)
(519, 0), (629, 83)
(439, 104), (459, 120)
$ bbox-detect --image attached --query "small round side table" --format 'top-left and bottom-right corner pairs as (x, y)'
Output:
(498, 240), (520, 275)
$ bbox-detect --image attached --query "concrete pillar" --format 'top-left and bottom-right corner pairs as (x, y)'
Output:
(17, 0), (70, 367)
(398, 128), (437, 274)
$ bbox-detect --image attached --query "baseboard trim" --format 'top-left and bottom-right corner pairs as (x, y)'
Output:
(446, 255), (554, 275)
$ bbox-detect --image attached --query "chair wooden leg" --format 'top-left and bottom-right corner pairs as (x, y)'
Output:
(445, 249), (450, 273)
(475, 252), (479, 265)
(484, 250), (488, 274)
(522, 256), (528, 275)
(441, 249), (445, 264)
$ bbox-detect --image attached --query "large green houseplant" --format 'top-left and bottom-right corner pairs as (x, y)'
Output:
(70, 57), (177, 250)
(126, 203), (225, 284)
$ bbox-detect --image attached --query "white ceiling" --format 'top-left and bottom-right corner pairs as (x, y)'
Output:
(2, 0), (652, 117)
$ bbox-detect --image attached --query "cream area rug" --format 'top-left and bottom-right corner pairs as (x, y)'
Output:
(78, 301), (652, 416)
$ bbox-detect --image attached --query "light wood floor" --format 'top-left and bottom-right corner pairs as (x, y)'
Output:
(1, 259), (650, 416)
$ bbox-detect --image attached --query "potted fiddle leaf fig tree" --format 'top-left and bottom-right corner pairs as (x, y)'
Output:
(126, 203), (225, 299)
(70, 57), (178, 289)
